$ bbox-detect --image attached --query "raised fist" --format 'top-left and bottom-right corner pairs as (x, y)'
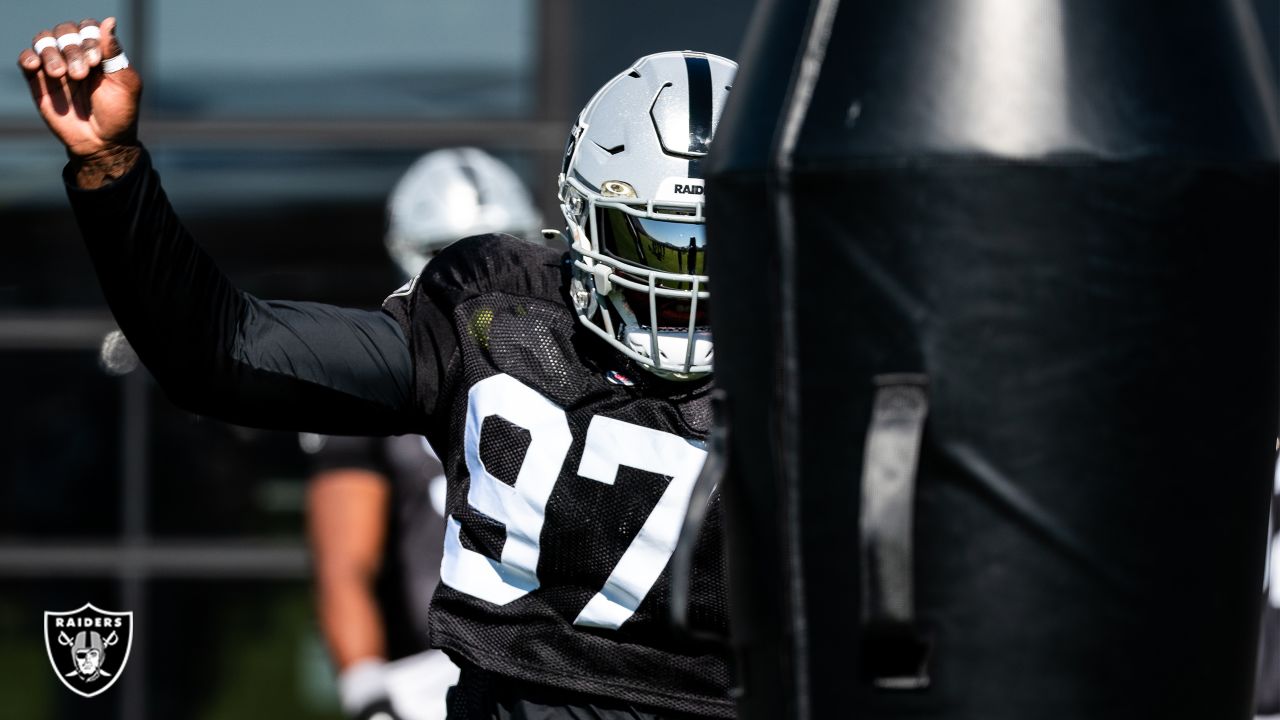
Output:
(17, 17), (141, 160)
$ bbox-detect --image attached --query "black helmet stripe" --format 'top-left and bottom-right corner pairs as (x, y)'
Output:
(453, 150), (486, 205)
(684, 52), (713, 156)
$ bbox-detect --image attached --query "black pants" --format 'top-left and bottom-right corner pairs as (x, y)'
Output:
(445, 665), (718, 720)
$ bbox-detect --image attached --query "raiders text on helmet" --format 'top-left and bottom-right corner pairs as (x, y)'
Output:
(556, 51), (736, 379)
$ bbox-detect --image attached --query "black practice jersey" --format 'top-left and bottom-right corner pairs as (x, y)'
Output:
(66, 150), (732, 718)
(307, 434), (448, 661)
(383, 235), (731, 717)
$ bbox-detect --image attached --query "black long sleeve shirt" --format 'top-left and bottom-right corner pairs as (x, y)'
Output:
(66, 148), (417, 435)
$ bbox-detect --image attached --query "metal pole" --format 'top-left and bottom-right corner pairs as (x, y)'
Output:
(534, 0), (575, 226)
(119, 369), (149, 720)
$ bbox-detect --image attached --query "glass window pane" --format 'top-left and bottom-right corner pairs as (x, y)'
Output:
(0, 351), (122, 538)
(0, 202), (114, 307)
(149, 402), (310, 538)
(150, 1), (535, 119)
(0, 142), (76, 207)
(148, 146), (538, 209)
(147, 581), (340, 719)
(0, 0), (128, 118)
(0, 147), (540, 299)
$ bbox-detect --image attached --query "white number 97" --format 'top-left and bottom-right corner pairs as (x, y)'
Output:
(441, 373), (709, 630)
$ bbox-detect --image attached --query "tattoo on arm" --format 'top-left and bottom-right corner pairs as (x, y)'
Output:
(70, 144), (142, 189)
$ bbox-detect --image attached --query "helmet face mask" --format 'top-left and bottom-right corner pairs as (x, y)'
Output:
(561, 175), (713, 378)
(557, 51), (736, 380)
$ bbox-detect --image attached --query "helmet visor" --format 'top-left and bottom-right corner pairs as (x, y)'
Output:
(596, 207), (706, 279)
(595, 207), (709, 328)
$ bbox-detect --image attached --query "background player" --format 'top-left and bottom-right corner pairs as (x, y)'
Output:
(305, 149), (540, 720)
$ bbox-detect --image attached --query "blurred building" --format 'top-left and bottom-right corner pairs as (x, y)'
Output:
(0, 1), (751, 718)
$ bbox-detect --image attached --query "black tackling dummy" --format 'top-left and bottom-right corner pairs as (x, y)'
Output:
(707, 1), (1279, 719)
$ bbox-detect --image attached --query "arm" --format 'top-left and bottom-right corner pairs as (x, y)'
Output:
(19, 18), (418, 434)
(68, 149), (416, 433)
(308, 468), (390, 670)
(307, 436), (406, 719)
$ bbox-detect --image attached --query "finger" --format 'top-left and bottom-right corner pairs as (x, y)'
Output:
(95, 18), (136, 82)
(71, 73), (94, 121)
(78, 19), (102, 66)
(40, 70), (72, 118)
(32, 30), (66, 78)
(17, 48), (41, 74)
(52, 22), (88, 80)
(22, 63), (80, 125)
(23, 65), (46, 106)
(99, 17), (124, 62)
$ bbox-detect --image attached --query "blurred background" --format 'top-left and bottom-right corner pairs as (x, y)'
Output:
(1, 1), (1277, 719)
(0, 1), (751, 718)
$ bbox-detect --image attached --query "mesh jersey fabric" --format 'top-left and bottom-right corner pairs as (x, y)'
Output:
(309, 434), (449, 661)
(446, 665), (712, 720)
(383, 234), (732, 718)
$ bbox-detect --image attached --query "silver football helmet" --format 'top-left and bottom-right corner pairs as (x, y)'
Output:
(386, 148), (542, 278)
(556, 51), (737, 380)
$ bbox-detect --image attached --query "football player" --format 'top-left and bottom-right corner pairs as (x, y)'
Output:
(19, 17), (737, 719)
(305, 149), (541, 720)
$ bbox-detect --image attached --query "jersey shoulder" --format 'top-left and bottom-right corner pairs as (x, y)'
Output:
(405, 233), (566, 308)
(379, 234), (574, 424)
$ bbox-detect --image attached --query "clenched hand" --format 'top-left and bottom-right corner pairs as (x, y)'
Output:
(17, 17), (143, 187)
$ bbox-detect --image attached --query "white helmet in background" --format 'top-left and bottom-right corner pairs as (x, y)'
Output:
(557, 51), (736, 380)
(386, 148), (542, 278)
